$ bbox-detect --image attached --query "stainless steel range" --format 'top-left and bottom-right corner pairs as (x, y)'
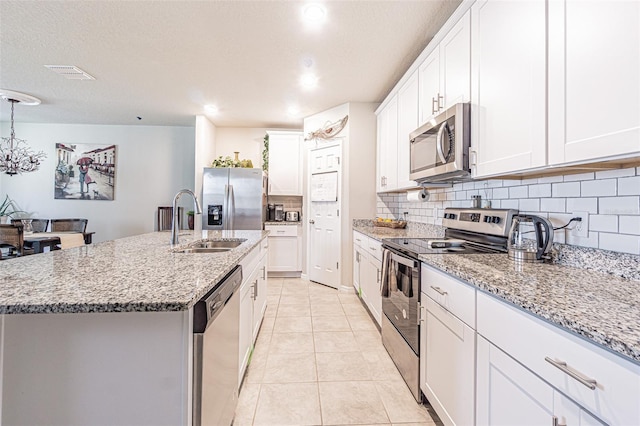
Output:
(380, 208), (517, 402)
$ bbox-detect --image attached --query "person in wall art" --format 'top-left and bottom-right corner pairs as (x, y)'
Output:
(77, 157), (93, 194)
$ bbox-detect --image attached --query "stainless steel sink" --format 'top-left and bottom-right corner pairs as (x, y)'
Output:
(173, 239), (245, 254)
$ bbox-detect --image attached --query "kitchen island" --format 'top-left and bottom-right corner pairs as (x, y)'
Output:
(0, 230), (268, 426)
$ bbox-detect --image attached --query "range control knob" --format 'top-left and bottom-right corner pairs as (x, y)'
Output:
(483, 216), (492, 223)
(492, 216), (501, 224)
(444, 213), (457, 220)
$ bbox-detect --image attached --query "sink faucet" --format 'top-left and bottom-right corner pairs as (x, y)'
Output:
(171, 189), (202, 245)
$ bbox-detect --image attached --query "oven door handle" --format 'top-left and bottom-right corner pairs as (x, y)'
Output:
(389, 250), (418, 268)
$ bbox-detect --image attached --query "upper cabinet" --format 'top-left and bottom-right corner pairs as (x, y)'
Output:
(267, 131), (303, 196)
(397, 71), (419, 190)
(376, 96), (398, 192)
(470, 0), (546, 178)
(548, 0), (640, 165)
(419, 11), (471, 125)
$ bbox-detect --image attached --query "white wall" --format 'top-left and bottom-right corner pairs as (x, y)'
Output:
(0, 122), (195, 243)
(213, 127), (267, 169)
(194, 116), (216, 232)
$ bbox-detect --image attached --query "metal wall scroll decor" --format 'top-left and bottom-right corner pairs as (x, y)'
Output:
(305, 115), (349, 141)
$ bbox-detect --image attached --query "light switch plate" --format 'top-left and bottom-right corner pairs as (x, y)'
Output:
(570, 211), (589, 238)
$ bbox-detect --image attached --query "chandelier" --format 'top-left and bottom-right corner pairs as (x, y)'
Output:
(0, 90), (46, 176)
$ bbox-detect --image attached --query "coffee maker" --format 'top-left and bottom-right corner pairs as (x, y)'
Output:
(267, 204), (276, 221)
(274, 204), (284, 221)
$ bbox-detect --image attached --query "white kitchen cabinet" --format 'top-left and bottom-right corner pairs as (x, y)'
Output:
(239, 239), (269, 384)
(352, 231), (382, 326)
(548, 0), (640, 165)
(376, 96), (398, 192)
(420, 264), (475, 426)
(267, 131), (303, 196)
(470, 0), (546, 177)
(266, 225), (301, 274)
(419, 10), (470, 125)
(352, 231), (364, 292)
(397, 71), (419, 190)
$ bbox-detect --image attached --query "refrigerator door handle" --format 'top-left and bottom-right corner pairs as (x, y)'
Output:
(224, 184), (230, 229)
(228, 184), (235, 230)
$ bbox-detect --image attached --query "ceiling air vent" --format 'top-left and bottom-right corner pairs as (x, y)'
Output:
(44, 65), (95, 80)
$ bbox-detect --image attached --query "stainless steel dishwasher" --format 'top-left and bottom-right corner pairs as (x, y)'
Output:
(192, 265), (242, 426)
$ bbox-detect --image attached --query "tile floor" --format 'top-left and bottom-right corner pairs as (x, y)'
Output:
(234, 277), (442, 426)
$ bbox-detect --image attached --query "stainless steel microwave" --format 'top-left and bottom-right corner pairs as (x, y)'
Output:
(409, 103), (470, 183)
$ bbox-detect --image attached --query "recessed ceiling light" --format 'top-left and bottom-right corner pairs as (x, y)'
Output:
(204, 104), (218, 115)
(302, 3), (326, 23)
(300, 73), (318, 89)
(287, 106), (300, 116)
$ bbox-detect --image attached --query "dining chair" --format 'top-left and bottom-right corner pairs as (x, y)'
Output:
(0, 223), (34, 258)
(158, 206), (182, 231)
(11, 218), (49, 233)
(50, 218), (88, 233)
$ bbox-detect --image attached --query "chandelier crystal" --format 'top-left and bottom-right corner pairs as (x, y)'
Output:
(0, 98), (46, 176)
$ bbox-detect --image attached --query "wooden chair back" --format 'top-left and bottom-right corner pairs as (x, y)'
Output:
(158, 206), (182, 231)
(51, 218), (88, 233)
(11, 218), (49, 233)
(0, 223), (24, 258)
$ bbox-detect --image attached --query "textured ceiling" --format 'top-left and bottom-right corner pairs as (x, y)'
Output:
(0, 0), (461, 128)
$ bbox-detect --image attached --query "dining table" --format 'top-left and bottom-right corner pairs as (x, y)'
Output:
(24, 232), (95, 254)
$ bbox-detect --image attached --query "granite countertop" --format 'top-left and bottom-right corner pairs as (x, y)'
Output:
(265, 221), (302, 226)
(354, 219), (640, 365)
(0, 230), (268, 315)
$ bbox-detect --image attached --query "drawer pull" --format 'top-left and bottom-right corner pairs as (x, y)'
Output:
(430, 286), (448, 296)
(552, 416), (567, 426)
(544, 357), (597, 390)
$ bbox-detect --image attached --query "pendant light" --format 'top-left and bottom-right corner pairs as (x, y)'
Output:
(0, 90), (46, 176)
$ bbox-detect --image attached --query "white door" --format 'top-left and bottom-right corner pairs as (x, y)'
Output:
(548, 0), (640, 164)
(308, 143), (342, 288)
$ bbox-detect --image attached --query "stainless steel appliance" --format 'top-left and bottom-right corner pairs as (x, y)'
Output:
(274, 204), (284, 222)
(202, 168), (266, 230)
(409, 103), (470, 183)
(508, 214), (554, 262)
(381, 207), (517, 402)
(285, 211), (299, 222)
(267, 204), (275, 221)
(192, 266), (242, 426)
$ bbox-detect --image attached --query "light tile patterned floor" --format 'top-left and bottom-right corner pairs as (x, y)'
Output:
(234, 277), (442, 426)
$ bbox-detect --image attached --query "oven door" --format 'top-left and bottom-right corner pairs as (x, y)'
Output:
(381, 247), (420, 355)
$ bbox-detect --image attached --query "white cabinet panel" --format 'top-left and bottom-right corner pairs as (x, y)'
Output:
(376, 97), (398, 192)
(268, 131), (303, 196)
(239, 265), (258, 384)
(266, 225), (301, 272)
(440, 10), (471, 110)
(471, 0), (546, 177)
(253, 251), (268, 340)
(397, 71), (419, 190)
(419, 49), (441, 125)
(548, 0), (640, 164)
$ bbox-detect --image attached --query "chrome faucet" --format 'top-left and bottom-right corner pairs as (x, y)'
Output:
(171, 189), (202, 245)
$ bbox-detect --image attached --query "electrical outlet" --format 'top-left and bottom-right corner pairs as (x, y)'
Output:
(570, 211), (589, 238)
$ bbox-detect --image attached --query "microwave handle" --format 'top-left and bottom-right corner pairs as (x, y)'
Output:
(436, 122), (449, 164)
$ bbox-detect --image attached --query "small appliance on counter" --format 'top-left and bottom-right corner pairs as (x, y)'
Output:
(508, 214), (554, 262)
(274, 204), (284, 221)
(285, 211), (300, 222)
(267, 204), (275, 221)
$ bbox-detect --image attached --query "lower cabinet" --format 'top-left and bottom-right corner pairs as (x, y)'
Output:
(238, 238), (269, 385)
(476, 336), (604, 426)
(352, 231), (382, 326)
(266, 225), (301, 275)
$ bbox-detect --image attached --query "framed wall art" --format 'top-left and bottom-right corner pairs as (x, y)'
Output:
(54, 143), (116, 200)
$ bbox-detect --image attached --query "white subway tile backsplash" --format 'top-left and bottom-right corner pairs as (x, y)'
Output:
(538, 175), (564, 183)
(528, 184), (551, 198)
(492, 188), (510, 199)
(595, 168), (636, 179)
(581, 179), (616, 197)
(519, 198), (540, 212)
(540, 198), (565, 212)
(599, 232), (640, 255)
(599, 196), (640, 215)
(502, 179), (522, 187)
(565, 231), (599, 249)
(563, 172), (595, 182)
(589, 215), (618, 233)
(552, 182), (581, 197)
(619, 216), (640, 235)
(618, 176), (640, 196)
(501, 199), (519, 209)
(509, 186), (528, 199)
(566, 197), (598, 214)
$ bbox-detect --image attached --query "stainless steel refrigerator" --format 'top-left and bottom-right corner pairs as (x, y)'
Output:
(201, 168), (266, 230)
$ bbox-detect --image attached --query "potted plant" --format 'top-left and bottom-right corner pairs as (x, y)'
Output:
(0, 195), (24, 224)
(187, 210), (194, 230)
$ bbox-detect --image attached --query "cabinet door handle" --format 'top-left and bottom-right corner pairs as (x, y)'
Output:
(376, 269), (381, 283)
(552, 416), (567, 426)
(430, 286), (448, 296)
(262, 266), (266, 280)
(437, 93), (444, 111)
(253, 279), (258, 300)
(432, 97), (438, 115)
(417, 302), (424, 325)
(309, 220), (315, 224)
(544, 357), (597, 390)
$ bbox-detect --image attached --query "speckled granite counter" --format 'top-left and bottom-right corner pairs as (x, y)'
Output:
(265, 221), (302, 226)
(352, 220), (445, 240)
(0, 230), (268, 314)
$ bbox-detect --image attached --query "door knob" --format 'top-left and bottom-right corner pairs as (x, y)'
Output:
(309, 220), (315, 224)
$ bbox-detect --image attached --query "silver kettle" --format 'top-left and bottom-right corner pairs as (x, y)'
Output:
(508, 214), (554, 262)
